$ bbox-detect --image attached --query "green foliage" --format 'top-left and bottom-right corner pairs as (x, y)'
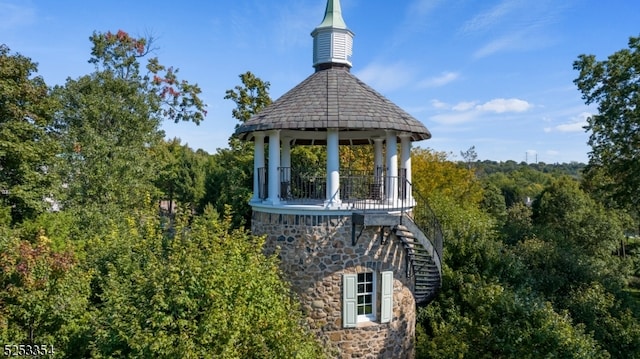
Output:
(412, 148), (484, 207)
(224, 71), (272, 124)
(0, 45), (60, 223)
(86, 205), (325, 358)
(4, 28), (640, 358)
(418, 278), (608, 359)
(416, 152), (640, 358)
(534, 177), (623, 258)
(201, 144), (254, 228)
(200, 71), (273, 228)
(2, 35), (325, 358)
(89, 30), (206, 125)
(0, 226), (91, 357)
(53, 30), (206, 217)
(501, 202), (533, 244)
(573, 35), (640, 217)
(479, 183), (507, 225)
(154, 138), (207, 213)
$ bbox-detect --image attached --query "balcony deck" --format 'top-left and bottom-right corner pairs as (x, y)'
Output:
(253, 167), (413, 214)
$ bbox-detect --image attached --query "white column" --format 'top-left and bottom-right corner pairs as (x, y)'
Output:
(400, 134), (412, 203)
(281, 137), (292, 200)
(326, 129), (341, 207)
(267, 130), (281, 205)
(252, 132), (265, 203)
(386, 131), (398, 203)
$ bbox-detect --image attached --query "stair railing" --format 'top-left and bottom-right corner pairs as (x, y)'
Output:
(401, 179), (444, 260)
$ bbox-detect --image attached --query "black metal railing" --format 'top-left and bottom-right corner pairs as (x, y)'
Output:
(408, 183), (444, 260)
(279, 167), (326, 201)
(255, 167), (411, 207)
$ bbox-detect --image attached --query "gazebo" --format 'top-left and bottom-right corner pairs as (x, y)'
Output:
(233, 1), (443, 357)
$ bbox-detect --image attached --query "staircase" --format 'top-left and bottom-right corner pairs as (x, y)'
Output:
(351, 177), (443, 305)
(394, 217), (442, 304)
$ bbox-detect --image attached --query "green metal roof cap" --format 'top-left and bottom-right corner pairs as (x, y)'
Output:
(316, 0), (347, 29)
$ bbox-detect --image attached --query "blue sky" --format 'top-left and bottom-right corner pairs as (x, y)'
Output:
(1, 0), (638, 163)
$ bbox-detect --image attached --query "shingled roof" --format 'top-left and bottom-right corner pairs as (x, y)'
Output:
(234, 66), (432, 144)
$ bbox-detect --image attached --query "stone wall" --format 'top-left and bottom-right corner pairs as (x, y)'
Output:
(252, 210), (416, 359)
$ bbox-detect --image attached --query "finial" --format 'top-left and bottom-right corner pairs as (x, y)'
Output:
(317, 0), (347, 29)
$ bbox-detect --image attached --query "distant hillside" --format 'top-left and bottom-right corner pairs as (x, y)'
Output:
(468, 160), (587, 179)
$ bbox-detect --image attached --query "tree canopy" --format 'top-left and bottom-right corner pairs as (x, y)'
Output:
(0, 34), (327, 358)
(0, 45), (60, 223)
(574, 35), (640, 217)
(2, 29), (640, 358)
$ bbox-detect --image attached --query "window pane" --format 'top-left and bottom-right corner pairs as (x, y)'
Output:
(364, 294), (372, 303)
(365, 272), (373, 282)
(357, 284), (364, 293)
(366, 283), (373, 292)
(358, 296), (364, 304)
(358, 273), (365, 282)
(364, 304), (372, 314)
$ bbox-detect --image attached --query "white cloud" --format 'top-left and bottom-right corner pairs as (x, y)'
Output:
(429, 98), (532, 125)
(430, 111), (478, 125)
(476, 98), (532, 113)
(546, 112), (590, 133)
(419, 71), (460, 88)
(452, 101), (477, 111)
(355, 62), (414, 93)
(463, 0), (565, 58)
(461, 0), (521, 34)
(473, 34), (521, 58)
(556, 122), (586, 132)
(430, 99), (449, 109)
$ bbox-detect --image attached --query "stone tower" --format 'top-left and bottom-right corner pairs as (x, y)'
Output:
(234, 1), (443, 357)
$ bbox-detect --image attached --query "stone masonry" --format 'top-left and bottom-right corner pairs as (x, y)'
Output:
(252, 210), (416, 359)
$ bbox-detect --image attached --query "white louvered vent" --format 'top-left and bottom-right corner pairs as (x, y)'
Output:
(333, 32), (347, 61)
(314, 32), (332, 65)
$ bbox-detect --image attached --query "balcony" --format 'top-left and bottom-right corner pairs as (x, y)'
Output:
(255, 167), (412, 211)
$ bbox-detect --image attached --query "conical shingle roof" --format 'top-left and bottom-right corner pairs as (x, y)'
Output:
(234, 67), (431, 144)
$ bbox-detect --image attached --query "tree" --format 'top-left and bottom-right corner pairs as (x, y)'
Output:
(154, 138), (207, 213)
(460, 145), (478, 171)
(0, 45), (60, 223)
(411, 148), (483, 206)
(416, 157), (640, 358)
(0, 226), (91, 357)
(53, 30), (206, 216)
(573, 35), (640, 221)
(224, 71), (272, 124)
(87, 205), (326, 358)
(202, 72), (272, 228)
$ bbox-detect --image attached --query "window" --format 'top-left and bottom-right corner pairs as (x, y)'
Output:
(357, 272), (375, 321)
(343, 271), (393, 328)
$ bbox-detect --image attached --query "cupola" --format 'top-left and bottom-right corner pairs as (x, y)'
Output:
(311, 0), (354, 71)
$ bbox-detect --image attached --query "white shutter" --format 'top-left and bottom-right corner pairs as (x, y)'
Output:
(343, 274), (357, 328)
(380, 271), (393, 323)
